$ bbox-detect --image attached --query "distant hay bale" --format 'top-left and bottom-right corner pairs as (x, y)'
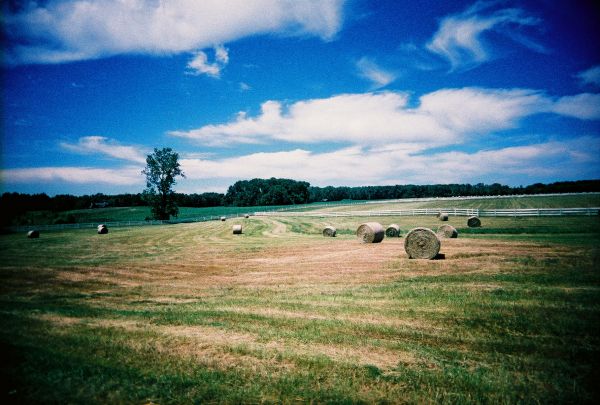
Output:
(404, 227), (441, 259)
(467, 216), (481, 227)
(436, 224), (458, 238)
(356, 222), (385, 243)
(232, 224), (242, 234)
(220, 216), (226, 221)
(97, 224), (108, 234)
(27, 230), (39, 239)
(323, 226), (337, 237)
(385, 224), (401, 237)
(244, 214), (250, 219)
(438, 212), (449, 221)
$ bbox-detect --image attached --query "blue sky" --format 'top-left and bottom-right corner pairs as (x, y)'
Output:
(1, 0), (599, 195)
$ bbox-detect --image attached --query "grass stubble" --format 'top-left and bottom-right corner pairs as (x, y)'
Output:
(1, 214), (599, 403)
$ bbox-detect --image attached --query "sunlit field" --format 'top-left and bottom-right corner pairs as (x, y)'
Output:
(1, 200), (599, 403)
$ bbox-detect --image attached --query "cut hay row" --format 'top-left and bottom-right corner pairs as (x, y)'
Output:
(356, 222), (385, 243)
(404, 227), (441, 259)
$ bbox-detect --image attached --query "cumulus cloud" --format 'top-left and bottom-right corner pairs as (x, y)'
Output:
(186, 45), (229, 77)
(1, 166), (142, 186)
(576, 65), (600, 87)
(4, 137), (598, 190)
(356, 57), (397, 88)
(426, 1), (544, 70)
(169, 87), (598, 149)
(60, 136), (148, 163)
(4, 0), (345, 65)
(175, 137), (600, 187)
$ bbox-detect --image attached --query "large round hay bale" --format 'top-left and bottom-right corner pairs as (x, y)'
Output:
(385, 224), (401, 237)
(404, 227), (441, 259)
(467, 216), (481, 227)
(436, 224), (458, 238)
(97, 224), (108, 234)
(323, 226), (337, 237)
(220, 216), (226, 221)
(244, 214), (250, 219)
(232, 224), (242, 234)
(438, 212), (449, 221)
(27, 230), (40, 238)
(356, 222), (385, 243)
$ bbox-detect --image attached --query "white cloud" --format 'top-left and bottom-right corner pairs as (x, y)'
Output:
(170, 87), (595, 148)
(426, 2), (543, 70)
(186, 46), (229, 77)
(175, 137), (600, 187)
(576, 65), (600, 87)
(4, 137), (598, 190)
(356, 57), (397, 88)
(5, 0), (345, 65)
(60, 136), (148, 163)
(1, 166), (142, 186)
(551, 93), (600, 120)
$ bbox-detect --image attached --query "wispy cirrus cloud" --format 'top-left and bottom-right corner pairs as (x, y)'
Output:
(60, 136), (148, 164)
(426, 1), (545, 70)
(4, 0), (345, 65)
(1, 166), (142, 186)
(576, 65), (600, 87)
(356, 57), (397, 89)
(169, 87), (598, 149)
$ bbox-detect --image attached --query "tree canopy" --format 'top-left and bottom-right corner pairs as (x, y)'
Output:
(224, 178), (310, 206)
(142, 147), (185, 220)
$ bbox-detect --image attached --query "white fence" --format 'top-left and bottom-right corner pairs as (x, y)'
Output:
(254, 207), (600, 218)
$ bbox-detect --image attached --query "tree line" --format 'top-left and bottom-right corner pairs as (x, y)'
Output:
(2, 178), (598, 226)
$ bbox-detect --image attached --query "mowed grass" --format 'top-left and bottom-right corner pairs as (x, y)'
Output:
(318, 193), (600, 212)
(1, 215), (599, 403)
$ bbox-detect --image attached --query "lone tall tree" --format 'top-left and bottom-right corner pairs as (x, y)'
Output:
(142, 147), (184, 220)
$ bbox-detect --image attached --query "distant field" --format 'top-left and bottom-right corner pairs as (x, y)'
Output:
(1, 213), (599, 403)
(317, 193), (600, 212)
(13, 193), (600, 226)
(15, 202), (328, 226)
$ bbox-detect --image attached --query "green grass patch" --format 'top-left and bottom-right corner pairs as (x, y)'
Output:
(1, 214), (599, 403)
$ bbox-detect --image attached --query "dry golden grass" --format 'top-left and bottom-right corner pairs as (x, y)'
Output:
(1, 214), (599, 403)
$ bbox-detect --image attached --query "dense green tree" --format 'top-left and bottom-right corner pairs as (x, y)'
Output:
(142, 147), (185, 220)
(224, 178), (310, 206)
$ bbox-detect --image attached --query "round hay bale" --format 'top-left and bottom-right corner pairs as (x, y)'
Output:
(436, 224), (458, 238)
(244, 214), (250, 219)
(220, 216), (226, 221)
(27, 230), (40, 238)
(438, 212), (449, 221)
(322, 226), (337, 237)
(385, 224), (401, 237)
(356, 222), (385, 243)
(232, 224), (242, 234)
(404, 227), (440, 259)
(97, 224), (108, 234)
(467, 216), (481, 227)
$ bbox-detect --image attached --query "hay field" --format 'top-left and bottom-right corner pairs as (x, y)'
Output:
(1, 214), (599, 403)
